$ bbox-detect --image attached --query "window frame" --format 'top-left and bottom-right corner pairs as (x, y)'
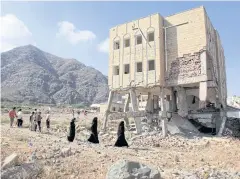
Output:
(136, 34), (142, 45)
(113, 65), (120, 75)
(136, 62), (143, 72)
(124, 64), (130, 74)
(147, 31), (154, 42)
(148, 60), (155, 71)
(114, 41), (120, 50)
(124, 38), (130, 48)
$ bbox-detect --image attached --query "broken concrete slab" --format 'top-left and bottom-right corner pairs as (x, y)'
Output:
(1, 163), (42, 179)
(106, 159), (161, 179)
(1, 153), (19, 170)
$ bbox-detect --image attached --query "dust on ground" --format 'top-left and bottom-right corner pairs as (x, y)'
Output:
(1, 108), (240, 179)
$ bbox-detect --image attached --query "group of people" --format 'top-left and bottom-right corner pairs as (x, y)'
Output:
(8, 107), (51, 132)
(9, 107), (128, 147)
(9, 107), (23, 127)
(67, 117), (129, 147)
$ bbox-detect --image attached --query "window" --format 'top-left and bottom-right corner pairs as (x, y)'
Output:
(114, 41), (120, 50)
(113, 66), (119, 75)
(124, 64), (130, 74)
(136, 35), (142, 45)
(124, 38), (130, 48)
(148, 32), (154, 42)
(148, 60), (155, 71)
(137, 62), (142, 72)
(112, 107), (116, 111)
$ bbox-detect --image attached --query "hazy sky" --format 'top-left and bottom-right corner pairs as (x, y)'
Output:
(1, 1), (240, 96)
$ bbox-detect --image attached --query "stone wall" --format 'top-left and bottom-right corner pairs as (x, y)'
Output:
(166, 51), (202, 85)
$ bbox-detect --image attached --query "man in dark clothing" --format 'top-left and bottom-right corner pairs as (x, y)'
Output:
(114, 121), (129, 147)
(67, 118), (76, 142)
(87, 117), (99, 144)
(35, 112), (42, 132)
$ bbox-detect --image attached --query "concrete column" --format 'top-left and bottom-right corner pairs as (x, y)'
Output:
(176, 87), (188, 118)
(123, 93), (130, 130)
(171, 87), (177, 112)
(102, 91), (114, 132)
(199, 81), (208, 109)
(130, 88), (141, 134)
(217, 110), (227, 136)
(165, 95), (171, 111)
(145, 92), (153, 112)
(160, 87), (167, 137)
(153, 95), (159, 110)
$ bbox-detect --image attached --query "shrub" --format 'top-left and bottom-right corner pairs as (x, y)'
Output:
(72, 104), (85, 109)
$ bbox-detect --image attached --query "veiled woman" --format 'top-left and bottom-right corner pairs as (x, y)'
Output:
(67, 118), (76, 142)
(87, 117), (99, 144)
(114, 121), (129, 147)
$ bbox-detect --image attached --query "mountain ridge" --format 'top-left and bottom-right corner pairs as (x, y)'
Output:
(1, 45), (109, 105)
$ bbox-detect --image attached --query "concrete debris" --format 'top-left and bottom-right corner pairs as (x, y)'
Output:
(61, 147), (71, 157)
(106, 159), (161, 179)
(1, 163), (42, 179)
(223, 118), (240, 138)
(1, 153), (19, 170)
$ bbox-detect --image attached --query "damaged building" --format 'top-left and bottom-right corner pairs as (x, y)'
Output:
(102, 6), (228, 136)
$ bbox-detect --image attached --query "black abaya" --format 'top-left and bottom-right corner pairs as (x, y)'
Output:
(114, 121), (128, 147)
(88, 117), (99, 143)
(67, 118), (76, 142)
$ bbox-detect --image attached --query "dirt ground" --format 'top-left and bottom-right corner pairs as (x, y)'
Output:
(1, 109), (240, 179)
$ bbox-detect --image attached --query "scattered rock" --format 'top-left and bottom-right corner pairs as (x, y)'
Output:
(1, 163), (42, 179)
(106, 159), (161, 179)
(174, 155), (180, 162)
(1, 153), (19, 170)
(61, 147), (71, 157)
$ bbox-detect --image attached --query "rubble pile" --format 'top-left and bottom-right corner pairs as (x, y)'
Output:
(223, 118), (240, 138)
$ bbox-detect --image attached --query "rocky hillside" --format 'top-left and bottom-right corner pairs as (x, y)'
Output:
(1, 45), (109, 105)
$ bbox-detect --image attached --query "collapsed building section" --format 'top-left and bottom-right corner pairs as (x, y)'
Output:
(102, 6), (228, 136)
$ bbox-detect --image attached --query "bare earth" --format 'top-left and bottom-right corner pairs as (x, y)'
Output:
(1, 110), (240, 179)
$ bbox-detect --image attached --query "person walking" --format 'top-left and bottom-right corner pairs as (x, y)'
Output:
(29, 112), (35, 131)
(17, 109), (23, 127)
(35, 112), (42, 132)
(67, 118), (76, 142)
(9, 107), (17, 128)
(114, 121), (129, 147)
(46, 111), (50, 132)
(87, 117), (99, 144)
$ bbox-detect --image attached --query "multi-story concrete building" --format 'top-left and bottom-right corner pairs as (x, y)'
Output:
(103, 6), (227, 135)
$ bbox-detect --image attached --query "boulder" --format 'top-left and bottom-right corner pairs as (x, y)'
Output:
(61, 147), (71, 157)
(1, 163), (42, 179)
(1, 153), (19, 170)
(106, 160), (161, 179)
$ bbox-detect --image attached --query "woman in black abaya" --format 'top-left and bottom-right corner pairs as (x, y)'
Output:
(114, 121), (129, 147)
(87, 117), (99, 144)
(67, 118), (76, 142)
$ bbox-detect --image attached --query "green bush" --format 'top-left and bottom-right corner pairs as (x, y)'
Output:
(72, 104), (85, 109)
